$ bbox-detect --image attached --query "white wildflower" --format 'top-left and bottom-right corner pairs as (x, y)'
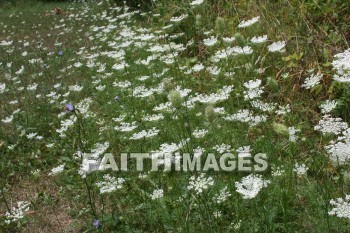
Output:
(96, 174), (125, 194)
(150, 189), (164, 200)
(187, 174), (214, 194)
(293, 163), (308, 176)
(329, 195), (350, 219)
(301, 73), (323, 89)
(235, 174), (270, 199)
(268, 41), (286, 52)
(238, 16), (260, 28)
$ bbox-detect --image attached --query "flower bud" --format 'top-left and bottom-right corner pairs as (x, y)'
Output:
(215, 17), (225, 35)
(168, 90), (183, 108)
(272, 122), (289, 136)
(205, 105), (217, 123)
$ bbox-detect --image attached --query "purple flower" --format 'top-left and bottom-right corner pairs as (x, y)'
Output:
(92, 219), (101, 228)
(65, 103), (74, 112)
(58, 51), (63, 56)
(115, 96), (119, 102)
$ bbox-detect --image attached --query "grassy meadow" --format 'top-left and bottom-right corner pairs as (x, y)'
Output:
(1, 0), (350, 232)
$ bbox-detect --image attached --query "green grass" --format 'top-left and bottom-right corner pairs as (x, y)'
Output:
(1, 0), (350, 232)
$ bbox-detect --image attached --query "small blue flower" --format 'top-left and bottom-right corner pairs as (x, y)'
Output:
(93, 219), (101, 228)
(115, 96), (119, 102)
(58, 51), (63, 56)
(65, 103), (74, 112)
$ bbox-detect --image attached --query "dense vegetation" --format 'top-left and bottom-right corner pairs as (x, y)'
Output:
(1, 0), (350, 232)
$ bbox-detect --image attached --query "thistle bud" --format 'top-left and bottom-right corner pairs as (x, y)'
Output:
(168, 90), (183, 108)
(205, 105), (217, 123)
(162, 78), (173, 92)
(215, 17), (225, 35)
(234, 33), (245, 47)
(195, 14), (202, 28)
(272, 122), (289, 136)
(148, 94), (156, 103)
(267, 77), (279, 92)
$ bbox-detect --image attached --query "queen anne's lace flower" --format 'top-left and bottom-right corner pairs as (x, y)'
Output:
(314, 115), (348, 135)
(188, 174), (214, 194)
(251, 35), (267, 44)
(193, 129), (208, 138)
(96, 174), (125, 194)
(288, 127), (300, 142)
(235, 174), (270, 199)
(301, 73), (323, 89)
(238, 16), (260, 28)
(150, 189), (164, 200)
(268, 41), (286, 52)
(203, 36), (218, 47)
(213, 186), (231, 203)
(326, 141), (350, 165)
(129, 127), (160, 140)
(293, 163), (308, 176)
(170, 14), (188, 23)
(332, 49), (350, 82)
(329, 195), (350, 219)
(224, 109), (267, 126)
(115, 122), (138, 132)
(4, 201), (30, 224)
(320, 100), (337, 114)
(190, 0), (204, 6)
(49, 164), (65, 176)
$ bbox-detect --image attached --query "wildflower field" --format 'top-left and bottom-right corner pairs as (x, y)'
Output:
(1, 0), (350, 232)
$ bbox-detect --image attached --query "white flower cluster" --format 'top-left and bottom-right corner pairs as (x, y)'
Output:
(332, 49), (350, 82)
(251, 100), (276, 112)
(213, 186), (231, 204)
(235, 174), (270, 199)
(192, 129), (208, 138)
(238, 16), (260, 28)
(329, 195), (350, 219)
(150, 189), (164, 200)
(0, 83), (6, 94)
(170, 14), (188, 23)
(301, 73), (323, 89)
(293, 163), (308, 176)
(325, 128), (350, 165)
(224, 109), (267, 126)
(203, 36), (218, 47)
(320, 100), (337, 114)
(271, 165), (285, 177)
(96, 174), (125, 194)
(251, 35), (267, 44)
(2, 115), (14, 124)
(311, 50), (350, 165)
(190, 0), (204, 6)
(48, 163), (65, 176)
(187, 174), (214, 194)
(192, 85), (234, 104)
(243, 79), (264, 100)
(115, 122), (138, 132)
(4, 201), (30, 224)
(56, 115), (77, 138)
(288, 127), (300, 142)
(268, 41), (286, 53)
(129, 127), (160, 140)
(213, 143), (232, 154)
(314, 115), (348, 135)
(142, 113), (164, 122)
